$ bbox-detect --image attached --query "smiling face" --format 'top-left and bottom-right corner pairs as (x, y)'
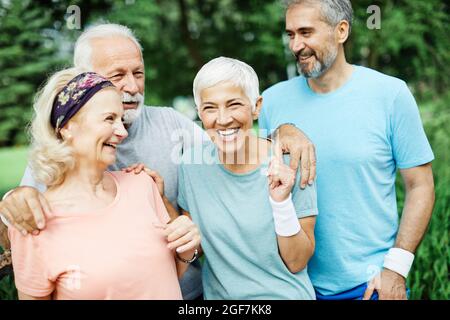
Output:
(198, 81), (261, 156)
(285, 3), (339, 78)
(61, 87), (128, 169)
(90, 36), (145, 123)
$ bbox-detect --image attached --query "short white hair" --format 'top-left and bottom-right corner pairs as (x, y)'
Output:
(74, 23), (143, 70)
(193, 57), (260, 110)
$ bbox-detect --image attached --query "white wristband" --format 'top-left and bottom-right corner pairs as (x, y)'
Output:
(0, 189), (15, 228)
(269, 194), (301, 237)
(383, 247), (415, 278)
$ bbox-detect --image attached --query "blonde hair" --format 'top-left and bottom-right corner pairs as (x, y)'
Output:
(29, 68), (86, 187)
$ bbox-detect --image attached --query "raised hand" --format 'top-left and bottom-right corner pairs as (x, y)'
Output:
(267, 157), (296, 203)
(273, 124), (316, 189)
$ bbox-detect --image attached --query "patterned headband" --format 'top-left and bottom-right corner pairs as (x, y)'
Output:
(51, 72), (114, 132)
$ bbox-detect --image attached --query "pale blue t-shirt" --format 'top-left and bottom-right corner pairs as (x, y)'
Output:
(260, 65), (434, 296)
(177, 140), (318, 300)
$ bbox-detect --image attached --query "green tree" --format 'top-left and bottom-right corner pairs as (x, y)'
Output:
(0, 0), (69, 147)
(349, 0), (450, 99)
(101, 0), (288, 105)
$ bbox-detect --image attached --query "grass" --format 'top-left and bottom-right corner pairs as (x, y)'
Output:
(403, 96), (450, 300)
(397, 167), (450, 299)
(0, 147), (28, 198)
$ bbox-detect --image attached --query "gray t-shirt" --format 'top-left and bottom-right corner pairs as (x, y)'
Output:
(20, 106), (208, 300)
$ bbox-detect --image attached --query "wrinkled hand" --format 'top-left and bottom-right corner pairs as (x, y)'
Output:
(363, 268), (407, 300)
(0, 187), (49, 237)
(154, 215), (201, 260)
(275, 124), (316, 189)
(122, 163), (164, 197)
(267, 157), (296, 202)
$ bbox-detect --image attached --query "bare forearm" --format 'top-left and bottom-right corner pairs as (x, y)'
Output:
(176, 259), (190, 279)
(395, 184), (435, 253)
(0, 220), (10, 249)
(175, 248), (197, 279)
(277, 230), (314, 273)
(163, 196), (181, 221)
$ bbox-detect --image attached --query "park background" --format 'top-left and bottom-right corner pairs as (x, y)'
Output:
(0, 0), (448, 300)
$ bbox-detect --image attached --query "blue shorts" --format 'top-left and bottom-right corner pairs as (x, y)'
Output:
(315, 282), (411, 300)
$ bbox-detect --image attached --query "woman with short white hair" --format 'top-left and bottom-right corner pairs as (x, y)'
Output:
(177, 57), (318, 299)
(8, 68), (200, 300)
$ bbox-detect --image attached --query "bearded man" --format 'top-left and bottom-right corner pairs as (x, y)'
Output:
(260, 0), (435, 300)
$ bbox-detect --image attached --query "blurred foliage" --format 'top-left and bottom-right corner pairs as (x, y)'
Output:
(394, 92), (450, 300)
(0, 0), (448, 300)
(0, 146), (28, 196)
(348, 0), (450, 99)
(0, 0), (448, 146)
(0, 0), (64, 146)
(101, 0), (289, 105)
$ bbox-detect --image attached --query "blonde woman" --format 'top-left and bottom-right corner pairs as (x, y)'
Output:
(8, 69), (200, 300)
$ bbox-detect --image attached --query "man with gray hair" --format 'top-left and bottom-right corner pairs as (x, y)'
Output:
(0, 23), (316, 299)
(260, 0), (435, 299)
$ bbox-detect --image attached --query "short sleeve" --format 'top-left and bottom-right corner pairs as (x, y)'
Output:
(20, 164), (46, 192)
(283, 155), (318, 218)
(258, 92), (271, 138)
(390, 82), (434, 169)
(176, 165), (189, 212)
(147, 176), (170, 224)
(8, 229), (54, 297)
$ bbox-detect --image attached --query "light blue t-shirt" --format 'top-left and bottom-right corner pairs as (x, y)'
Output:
(177, 140), (318, 300)
(260, 65), (434, 296)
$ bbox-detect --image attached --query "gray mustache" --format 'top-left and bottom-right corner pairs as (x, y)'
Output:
(122, 94), (141, 103)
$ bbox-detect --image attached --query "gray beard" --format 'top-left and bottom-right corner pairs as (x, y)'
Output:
(122, 103), (143, 125)
(297, 46), (338, 78)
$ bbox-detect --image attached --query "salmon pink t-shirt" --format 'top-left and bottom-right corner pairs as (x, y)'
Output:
(8, 171), (182, 300)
